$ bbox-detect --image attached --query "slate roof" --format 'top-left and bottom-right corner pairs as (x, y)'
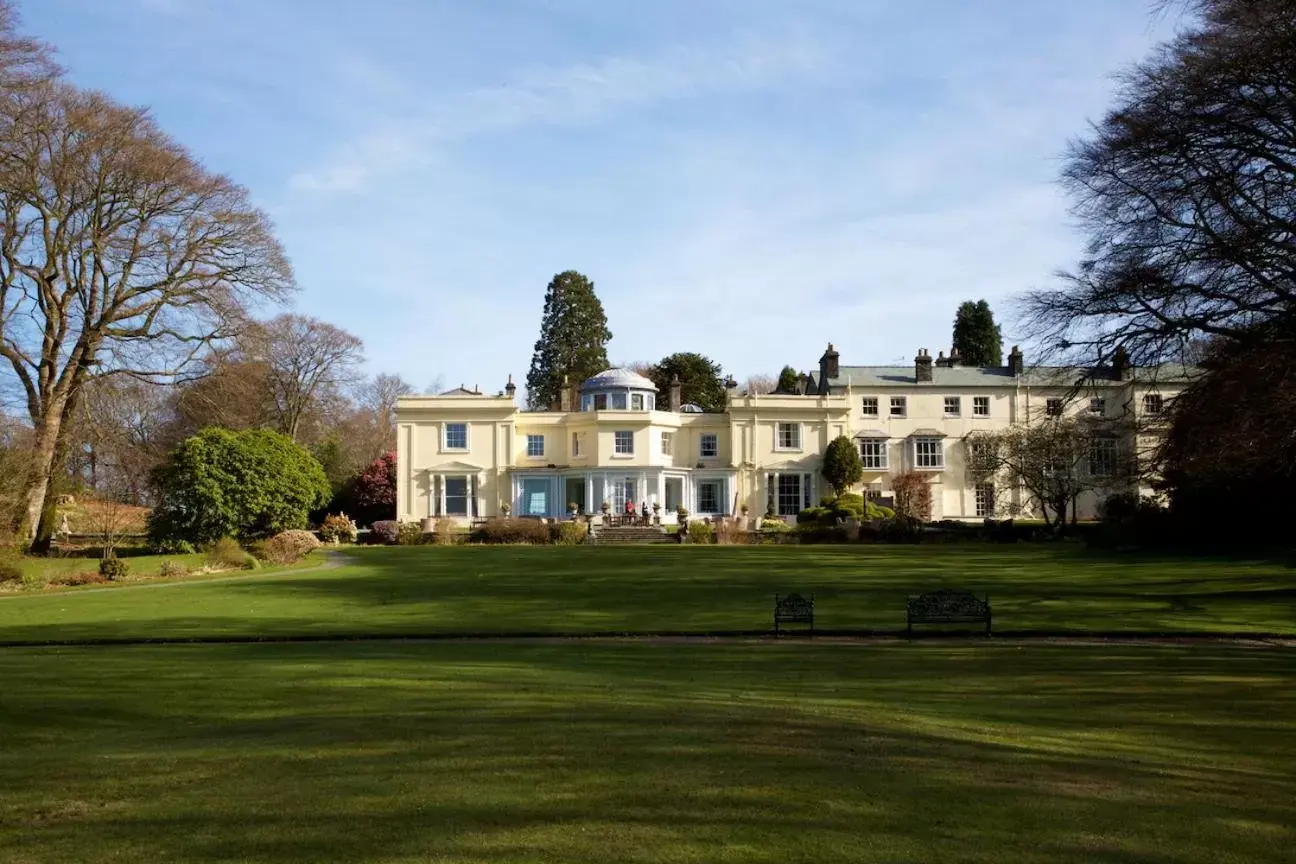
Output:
(823, 363), (1196, 389)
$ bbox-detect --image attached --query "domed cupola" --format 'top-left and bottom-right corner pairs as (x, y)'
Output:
(579, 368), (658, 412)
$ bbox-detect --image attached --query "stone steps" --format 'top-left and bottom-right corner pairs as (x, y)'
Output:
(590, 526), (675, 545)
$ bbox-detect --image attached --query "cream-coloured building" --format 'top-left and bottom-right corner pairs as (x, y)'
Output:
(395, 344), (1190, 525)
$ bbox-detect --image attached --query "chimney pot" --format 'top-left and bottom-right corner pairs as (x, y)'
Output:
(1007, 345), (1024, 376)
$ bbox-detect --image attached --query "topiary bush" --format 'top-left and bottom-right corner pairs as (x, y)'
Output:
(319, 513), (358, 544)
(470, 518), (552, 545)
(98, 558), (129, 581)
(550, 521), (588, 546)
(760, 518), (792, 534)
(370, 520), (399, 545)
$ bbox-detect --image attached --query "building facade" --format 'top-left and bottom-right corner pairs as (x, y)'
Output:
(395, 345), (1189, 526)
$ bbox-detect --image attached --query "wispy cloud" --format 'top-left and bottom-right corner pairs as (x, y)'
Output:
(288, 28), (835, 194)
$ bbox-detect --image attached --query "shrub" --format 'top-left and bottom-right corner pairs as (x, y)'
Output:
(53, 571), (108, 587)
(370, 520), (399, 545)
(206, 537), (249, 570)
(836, 493), (866, 516)
(865, 501), (895, 521)
(148, 427), (331, 547)
(396, 522), (425, 546)
(470, 518), (551, 545)
(550, 521), (588, 546)
(760, 518), (792, 534)
(98, 558), (129, 581)
(158, 560), (187, 579)
(259, 529), (322, 565)
(319, 513), (358, 544)
(429, 519), (464, 546)
(795, 524), (851, 544)
(714, 519), (750, 545)
(880, 515), (924, 543)
(821, 434), (864, 495)
(0, 557), (21, 584)
(153, 538), (195, 555)
(797, 506), (832, 525)
(892, 471), (933, 521)
(243, 555), (261, 571)
(686, 521), (715, 544)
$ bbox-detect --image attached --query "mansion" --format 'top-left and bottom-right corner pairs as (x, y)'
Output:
(394, 344), (1190, 526)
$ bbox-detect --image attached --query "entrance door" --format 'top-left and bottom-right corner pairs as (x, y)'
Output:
(664, 477), (683, 512)
(609, 477), (636, 514)
(565, 477), (586, 514)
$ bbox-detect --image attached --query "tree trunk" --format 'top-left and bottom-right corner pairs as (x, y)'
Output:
(14, 412), (64, 550)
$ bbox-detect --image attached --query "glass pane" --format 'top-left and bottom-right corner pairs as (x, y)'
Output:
(777, 475), (801, 516)
(612, 393), (627, 410)
(445, 476), (469, 516)
(521, 479), (548, 516)
(631, 394), (643, 410)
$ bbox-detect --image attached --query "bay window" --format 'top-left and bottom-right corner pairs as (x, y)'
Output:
(913, 437), (944, 469)
(858, 438), (888, 470)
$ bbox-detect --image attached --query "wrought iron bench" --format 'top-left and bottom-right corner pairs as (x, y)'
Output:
(774, 593), (814, 635)
(906, 590), (991, 635)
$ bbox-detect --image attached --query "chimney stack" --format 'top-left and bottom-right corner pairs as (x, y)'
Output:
(935, 350), (950, 369)
(559, 375), (573, 412)
(949, 346), (962, 367)
(504, 374), (516, 400)
(1112, 345), (1132, 381)
(669, 374), (682, 412)
(1007, 345), (1024, 376)
(819, 342), (840, 382)
(915, 348), (934, 383)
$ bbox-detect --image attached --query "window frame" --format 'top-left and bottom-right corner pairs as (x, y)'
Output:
(631, 393), (644, 411)
(973, 396), (990, 417)
(913, 436), (945, 470)
(525, 434), (545, 458)
(443, 422), (469, 452)
(444, 475), (470, 516)
(661, 430), (674, 456)
(890, 396), (907, 418)
(571, 432), (582, 458)
(611, 392), (627, 410)
(697, 480), (723, 515)
(613, 430), (634, 456)
(775, 422), (802, 452)
(975, 483), (995, 518)
(1088, 397), (1106, 415)
(1143, 393), (1164, 415)
(861, 397), (879, 417)
(1045, 398), (1064, 417)
(699, 432), (718, 458)
(1089, 437), (1118, 477)
(943, 396), (962, 417)
(858, 438), (888, 470)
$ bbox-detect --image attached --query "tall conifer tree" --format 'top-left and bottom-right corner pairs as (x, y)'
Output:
(525, 271), (612, 410)
(952, 300), (1004, 367)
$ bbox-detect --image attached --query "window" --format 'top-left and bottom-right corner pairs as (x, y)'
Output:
(861, 397), (879, 416)
(777, 474), (802, 517)
(647, 395), (655, 411)
(1089, 397), (1106, 414)
(581, 395), (593, 411)
(914, 437), (944, 469)
(611, 393), (627, 410)
(526, 434), (544, 458)
(445, 476), (469, 516)
(975, 483), (996, 518)
(661, 431), (674, 455)
(614, 430), (634, 455)
(593, 394), (608, 410)
(776, 423), (801, 450)
(968, 438), (995, 467)
(571, 432), (582, 458)
(1143, 393), (1164, 415)
(973, 396), (990, 417)
(858, 438), (888, 470)
(520, 478), (548, 516)
(444, 423), (467, 450)
(1089, 437), (1118, 477)
(1045, 398), (1063, 417)
(890, 396), (907, 417)
(698, 480), (723, 514)
(944, 396), (961, 417)
(631, 393), (644, 411)
(700, 433), (718, 458)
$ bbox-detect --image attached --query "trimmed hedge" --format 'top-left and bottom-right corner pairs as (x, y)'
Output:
(470, 518), (552, 545)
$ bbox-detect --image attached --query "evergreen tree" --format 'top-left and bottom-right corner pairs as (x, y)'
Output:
(952, 300), (1003, 367)
(525, 271), (612, 410)
(775, 366), (800, 393)
(821, 435), (864, 496)
(648, 352), (727, 413)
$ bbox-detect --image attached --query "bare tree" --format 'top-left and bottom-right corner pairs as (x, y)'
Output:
(252, 314), (363, 442)
(744, 374), (777, 395)
(70, 376), (170, 504)
(0, 80), (292, 550)
(1020, 0), (1296, 367)
(361, 372), (413, 452)
(0, 1), (57, 95)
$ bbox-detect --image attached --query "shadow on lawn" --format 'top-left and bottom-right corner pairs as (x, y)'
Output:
(1, 642), (1294, 863)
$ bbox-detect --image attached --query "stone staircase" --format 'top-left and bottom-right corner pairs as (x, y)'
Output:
(589, 525), (675, 545)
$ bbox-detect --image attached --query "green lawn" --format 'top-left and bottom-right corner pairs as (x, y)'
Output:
(1, 545), (1293, 643)
(1, 641), (1292, 863)
(3, 550), (326, 594)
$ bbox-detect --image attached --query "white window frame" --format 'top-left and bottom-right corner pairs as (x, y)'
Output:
(913, 437), (945, 470)
(661, 431), (674, 455)
(699, 433), (718, 458)
(697, 479), (724, 515)
(858, 438), (888, 470)
(443, 422), (469, 452)
(890, 396), (907, 418)
(571, 432), (583, 458)
(775, 422), (802, 452)
(861, 397), (879, 417)
(525, 434), (545, 458)
(444, 474), (471, 516)
(1143, 393), (1164, 415)
(973, 396), (990, 417)
(631, 393), (644, 411)
(944, 396), (961, 417)
(1089, 437), (1118, 477)
(611, 392), (627, 410)
(613, 430), (634, 456)
(975, 483), (995, 518)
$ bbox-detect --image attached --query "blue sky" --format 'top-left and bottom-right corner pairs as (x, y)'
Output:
(25, 0), (1171, 393)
